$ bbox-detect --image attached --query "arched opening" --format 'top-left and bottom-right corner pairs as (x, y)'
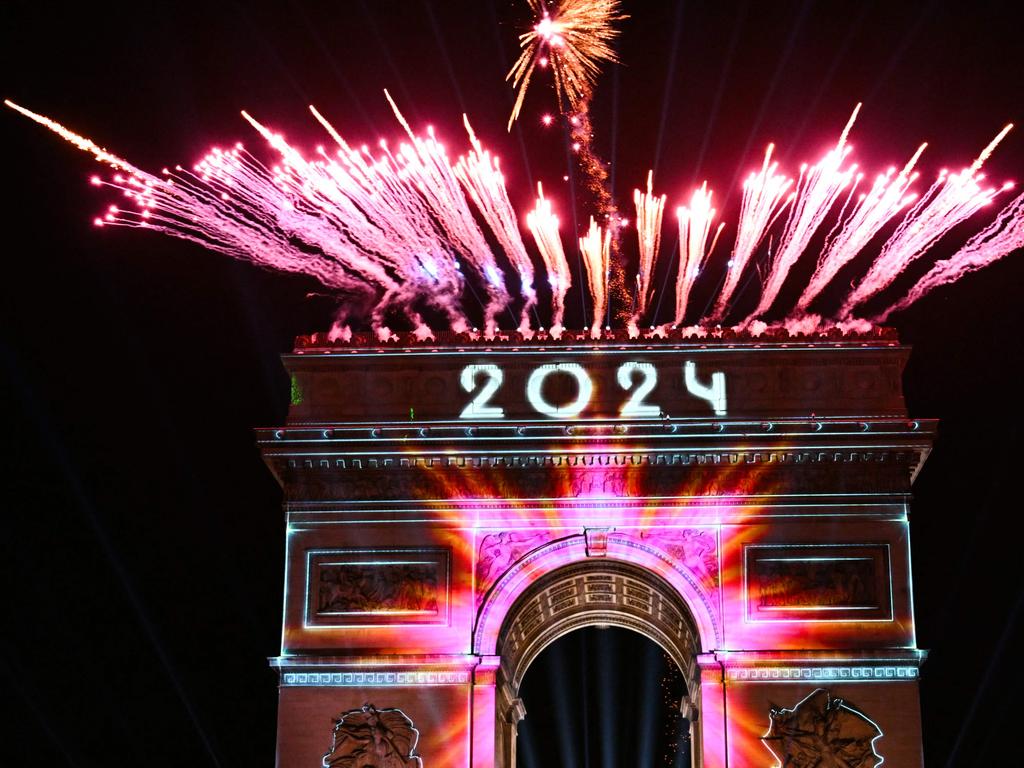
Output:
(492, 560), (703, 768)
(516, 625), (692, 767)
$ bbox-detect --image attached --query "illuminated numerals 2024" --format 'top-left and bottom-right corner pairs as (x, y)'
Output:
(460, 361), (726, 419)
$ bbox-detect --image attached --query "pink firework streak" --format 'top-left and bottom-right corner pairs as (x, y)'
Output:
(579, 216), (611, 338)
(741, 105), (860, 326)
(793, 143), (925, 315)
(6, 98), (543, 340)
(674, 182), (724, 327)
(8, 97), (1023, 335)
(454, 116), (537, 334)
(526, 183), (572, 337)
(706, 145), (792, 324)
(839, 123), (1015, 318)
(629, 170), (666, 335)
(875, 190), (1024, 322)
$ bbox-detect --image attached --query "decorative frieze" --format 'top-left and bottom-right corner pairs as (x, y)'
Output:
(282, 670), (470, 687)
(727, 666), (917, 681)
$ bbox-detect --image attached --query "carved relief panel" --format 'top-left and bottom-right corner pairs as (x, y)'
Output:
(744, 544), (892, 622)
(306, 549), (451, 627)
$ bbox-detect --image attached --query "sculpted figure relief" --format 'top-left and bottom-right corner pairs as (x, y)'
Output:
(637, 528), (718, 590)
(476, 530), (556, 604)
(323, 704), (423, 768)
(762, 689), (883, 768)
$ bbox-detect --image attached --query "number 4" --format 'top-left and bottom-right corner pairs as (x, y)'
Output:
(684, 360), (727, 415)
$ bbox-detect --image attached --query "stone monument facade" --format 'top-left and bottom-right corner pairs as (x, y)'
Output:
(259, 328), (930, 767)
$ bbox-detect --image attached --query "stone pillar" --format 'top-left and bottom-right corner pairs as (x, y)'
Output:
(472, 656), (501, 768)
(696, 654), (727, 768)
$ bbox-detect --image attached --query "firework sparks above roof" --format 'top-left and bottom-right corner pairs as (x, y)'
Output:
(4, 0), (1021, 341)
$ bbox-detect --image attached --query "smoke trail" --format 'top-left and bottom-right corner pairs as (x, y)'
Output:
(840, 124), (1014, 317)
(876, 190), (1024, 321)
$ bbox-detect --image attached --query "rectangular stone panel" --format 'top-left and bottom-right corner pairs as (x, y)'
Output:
(305, 548), (450, 627)
(744, 543), (892, 622)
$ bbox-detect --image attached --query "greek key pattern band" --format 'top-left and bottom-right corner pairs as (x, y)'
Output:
(281, 670), (470, 687)
(728, 666), (918, 682)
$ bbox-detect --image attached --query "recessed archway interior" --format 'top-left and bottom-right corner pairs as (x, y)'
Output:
(516, 625), (692, 767)
(494, 560), (703, 768)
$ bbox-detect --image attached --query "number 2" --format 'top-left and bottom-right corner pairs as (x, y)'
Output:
(617, 362), (660, 417)
(459, 364), (504, 419)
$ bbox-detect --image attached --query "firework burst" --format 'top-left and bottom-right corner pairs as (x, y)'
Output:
(506, 0), (626, 130)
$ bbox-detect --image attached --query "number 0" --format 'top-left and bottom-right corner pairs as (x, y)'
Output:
(526, 363), (593, 418)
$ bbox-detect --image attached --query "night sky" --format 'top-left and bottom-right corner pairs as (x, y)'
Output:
(2, 1), (1022, 765)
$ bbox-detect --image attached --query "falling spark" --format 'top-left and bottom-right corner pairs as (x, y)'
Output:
(454, 115), (537, 334)
(579, 216), (611, 338)
(630, 170), (666, 333)
(506, 0), (626, 130)
(875, 190), (1024, 321)
(840, 123), (1014, 317)
(793, 143), (926, 315)
(674, 182), (724, 326)
(526, 183), (572, 337)
(742, 105), (861, 325)
(707, 145), (792, 323)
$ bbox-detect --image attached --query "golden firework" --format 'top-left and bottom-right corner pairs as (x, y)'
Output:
(507, 0), (627, 129)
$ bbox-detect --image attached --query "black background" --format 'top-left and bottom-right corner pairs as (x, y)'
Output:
(2, 1), (1022, 765)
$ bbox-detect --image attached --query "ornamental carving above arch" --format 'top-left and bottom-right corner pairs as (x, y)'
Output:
(474, 526), (722, 647)
(475, 527), (719, 601)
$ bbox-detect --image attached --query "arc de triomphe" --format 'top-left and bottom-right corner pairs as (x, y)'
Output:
(259, 328), (929, 767)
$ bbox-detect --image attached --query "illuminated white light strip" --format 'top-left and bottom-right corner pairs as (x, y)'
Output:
(526, 363), (593, 418)
(281, 671), (470, 687)
(729, 666), (917, 681)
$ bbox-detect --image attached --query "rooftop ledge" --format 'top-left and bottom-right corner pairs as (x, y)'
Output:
(293, 325), (900, 353)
